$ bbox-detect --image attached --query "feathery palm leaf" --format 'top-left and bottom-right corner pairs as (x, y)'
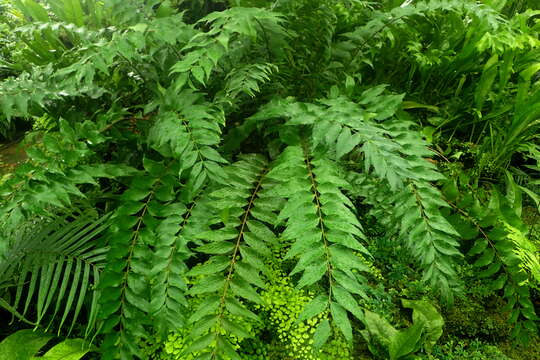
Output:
(0, 210), (111, 336)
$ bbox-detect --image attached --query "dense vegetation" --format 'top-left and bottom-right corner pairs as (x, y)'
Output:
(0, 0), (539, 359)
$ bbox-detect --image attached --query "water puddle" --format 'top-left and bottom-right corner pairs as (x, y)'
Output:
(0, 138), (27, 175)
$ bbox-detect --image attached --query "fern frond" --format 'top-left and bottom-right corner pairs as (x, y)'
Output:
(252, 94), (461, 301)
(397, 181), (462, 295)
(0, 14), (192, 127)
(148, 89), (228, 198)
(506, 223), (540, 287)
(268, 144), (370, 348)
(0, 69), (56, 126)
(170, 7), (286, 88)
(255, 94), (406, 184)
(98, 159), (189, 359)
(185, 154), (280, 360)
(384, 119), (463, 301)
(356, 171), (463, 302)
(13, 21), (110, 48)
(448, 190), (539, 340)
(0, 120), (137, 236)
(345, 0), (507, 47)
(219, 63), (278, 103)
(152, 188), (215, 336)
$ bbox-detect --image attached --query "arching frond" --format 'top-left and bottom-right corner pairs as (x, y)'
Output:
(268, 145), (370, 348)
(184, 154), (280, 360)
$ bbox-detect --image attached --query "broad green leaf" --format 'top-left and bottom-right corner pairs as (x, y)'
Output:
(189, 296), (220, 323)
(197, 241), (235, 255)
(222, 318), (251, 339)
(235, 262), (266, 289)
(41, 339), (91, 360)
(478, 261), (502, 278)
(182, 333), (214, 356)
(468, 238), (488, 256)
(363, 310), (397, 344)
(473, 247), (495, 267)
(388, 321), (424, 360)
(332, 285), (364, 321)
(474, 54), (498, 110)
(401, 299), (443, 350)
(225, 297), (260, 322)
(0, 329), (52, 360)
(188, 256), (231, 276)
(491, 273), (508, 290)
(333, 270), (368, 299)
(191, 316), (219, 339)
(217, 335), (241, 360)
(191, 66), (206, 85)
(329, 245), (370, 273)
(296, 263), (327, 289)
(230, 278), (263, 304)
(189, 275), (225, 295)
(335, 128), (359, 159)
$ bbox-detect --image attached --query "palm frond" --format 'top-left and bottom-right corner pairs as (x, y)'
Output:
(0, 210), (111, 336)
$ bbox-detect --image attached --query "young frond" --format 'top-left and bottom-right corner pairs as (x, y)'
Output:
(170, 7), (286, 89)
(148, 89), (228, 198)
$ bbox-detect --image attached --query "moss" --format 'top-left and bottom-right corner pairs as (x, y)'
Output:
(498, 333), (540, 360)
(256, 271), (353, 360)
(443, 296), (511, 342)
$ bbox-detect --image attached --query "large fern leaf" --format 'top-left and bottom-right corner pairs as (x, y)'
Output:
(184, 154), (280, 360)
(252, 93), (462, 301)
(268, 144), (370, 348)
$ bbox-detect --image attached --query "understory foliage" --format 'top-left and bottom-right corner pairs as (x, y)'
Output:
(0, 0), (539, 359)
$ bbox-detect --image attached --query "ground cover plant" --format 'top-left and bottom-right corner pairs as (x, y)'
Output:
(0, 0), (539, 359)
